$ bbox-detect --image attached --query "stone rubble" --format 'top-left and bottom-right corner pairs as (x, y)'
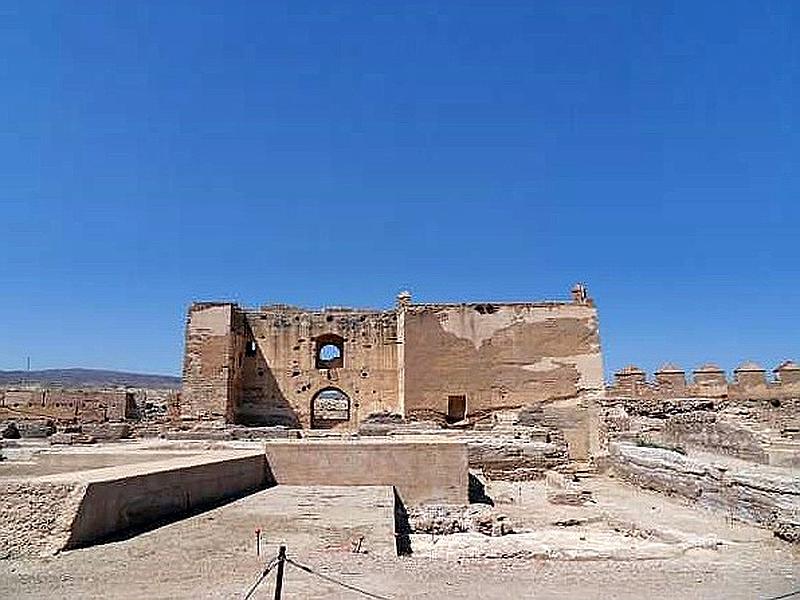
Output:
(607, 442), (800, 542)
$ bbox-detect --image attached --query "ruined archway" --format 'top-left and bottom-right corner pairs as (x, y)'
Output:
(310, 387), (350, 428)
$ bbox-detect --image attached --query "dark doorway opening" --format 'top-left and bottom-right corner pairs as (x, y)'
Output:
(447, 395), (467, 423)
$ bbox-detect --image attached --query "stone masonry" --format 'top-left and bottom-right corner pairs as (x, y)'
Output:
(180, 285), (605, 429)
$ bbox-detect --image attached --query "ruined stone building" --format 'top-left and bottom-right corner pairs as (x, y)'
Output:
(0, 388), (134, 423)
(180, 285), (604, 429)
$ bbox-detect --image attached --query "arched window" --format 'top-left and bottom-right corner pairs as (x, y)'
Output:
(311, 387), (350, 427)
(315, 334), (344, 369)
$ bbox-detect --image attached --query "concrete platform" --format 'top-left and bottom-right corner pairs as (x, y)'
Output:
(0, 450), (266, 558)
(1, 438), (468, 559)
(0, 446), (199, 478)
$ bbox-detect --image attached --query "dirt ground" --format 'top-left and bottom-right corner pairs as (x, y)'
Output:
(1, 466), (797, 600)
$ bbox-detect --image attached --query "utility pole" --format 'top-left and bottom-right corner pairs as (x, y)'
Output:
(274, 545), (286, 600)
(22, 356), (31, 388)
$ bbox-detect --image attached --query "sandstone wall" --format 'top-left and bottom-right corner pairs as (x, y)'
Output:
(180, 289), (605, 431)
(463, 433), (568, 480)
(237, 306), (400, 428)
(181, 303), (238, 420)
(660, 411), (772, 463)
(609, 363), (800, 402)
(598, 389), (800, 468)
(402, 302), (603, 421)
(263, 439), (469, 505)
(0, 388), (133, 423)
(0, 451), (266, 558)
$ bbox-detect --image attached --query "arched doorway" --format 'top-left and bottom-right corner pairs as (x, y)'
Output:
(310, 387), (350, 428)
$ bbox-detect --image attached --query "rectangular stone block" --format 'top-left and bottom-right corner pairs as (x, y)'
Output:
(263, 438), (468, 505)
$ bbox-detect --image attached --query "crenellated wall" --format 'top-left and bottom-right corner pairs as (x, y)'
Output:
(608, 360), (800, 401)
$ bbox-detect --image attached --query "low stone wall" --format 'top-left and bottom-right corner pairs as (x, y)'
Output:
(608, 442), (800, 543)
(0, 451), (266, 558)
(660, 412), (770, 463)
(464, 435), (568, 480)
(361, 422), (573, 480)
(0, 418), (55, 439)
(263, 438), (468, 505)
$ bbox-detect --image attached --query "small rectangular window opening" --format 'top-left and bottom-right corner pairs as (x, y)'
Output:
(245, 341), (257, 357)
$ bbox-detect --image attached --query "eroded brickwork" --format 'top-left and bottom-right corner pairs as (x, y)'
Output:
(236, 306), (399, 427)
(180, 286), (605, 429)
(0, 388), (133, 423)
(181, 303), (238, 420)
(401, 301), (603, 422)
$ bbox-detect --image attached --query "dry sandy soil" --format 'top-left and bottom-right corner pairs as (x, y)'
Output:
(1, 447), (797, 600)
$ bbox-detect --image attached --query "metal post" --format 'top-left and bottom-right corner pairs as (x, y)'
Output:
(274, 545), (286, 600)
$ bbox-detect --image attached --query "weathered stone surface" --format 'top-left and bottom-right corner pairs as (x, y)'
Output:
(0, 389), (133, 424)
(408, 530), (722, 561)
(16, 419), (55, 438)
(182, 303), (399, 428)
(50, 433), (96, 445)
(81, 422), (131, 441)
(180, 288), (603, 439)
(358, 411), (406, 435)
(661, 411), (770, 462)
(545, 470), (594, 505)
(264, 439), (469, 505)
(163, 429), (234, 441)
(774, 520), (800, 543)
(403, 301), (603, 422)
(465, 434), (569, 480)
(0, 451), (265, 559)
(608, 442), (800, 541)
(623, 396), (718, 418)
(0, 480), (87, 559)
(407, 504), (515, 537)
(599, 395), (800, 470)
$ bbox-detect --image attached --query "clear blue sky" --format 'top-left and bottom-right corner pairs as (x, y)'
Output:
(1, 1), (797, 379)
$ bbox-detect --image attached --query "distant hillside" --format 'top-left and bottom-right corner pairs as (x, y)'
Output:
(0, 368), (181, 389)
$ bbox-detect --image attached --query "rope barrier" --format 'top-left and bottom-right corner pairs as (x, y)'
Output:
(764, 590), (800, 600)
(242, 557), (278, 600)
(244, 545), (799, 600)
(285, 556), (393, 600)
